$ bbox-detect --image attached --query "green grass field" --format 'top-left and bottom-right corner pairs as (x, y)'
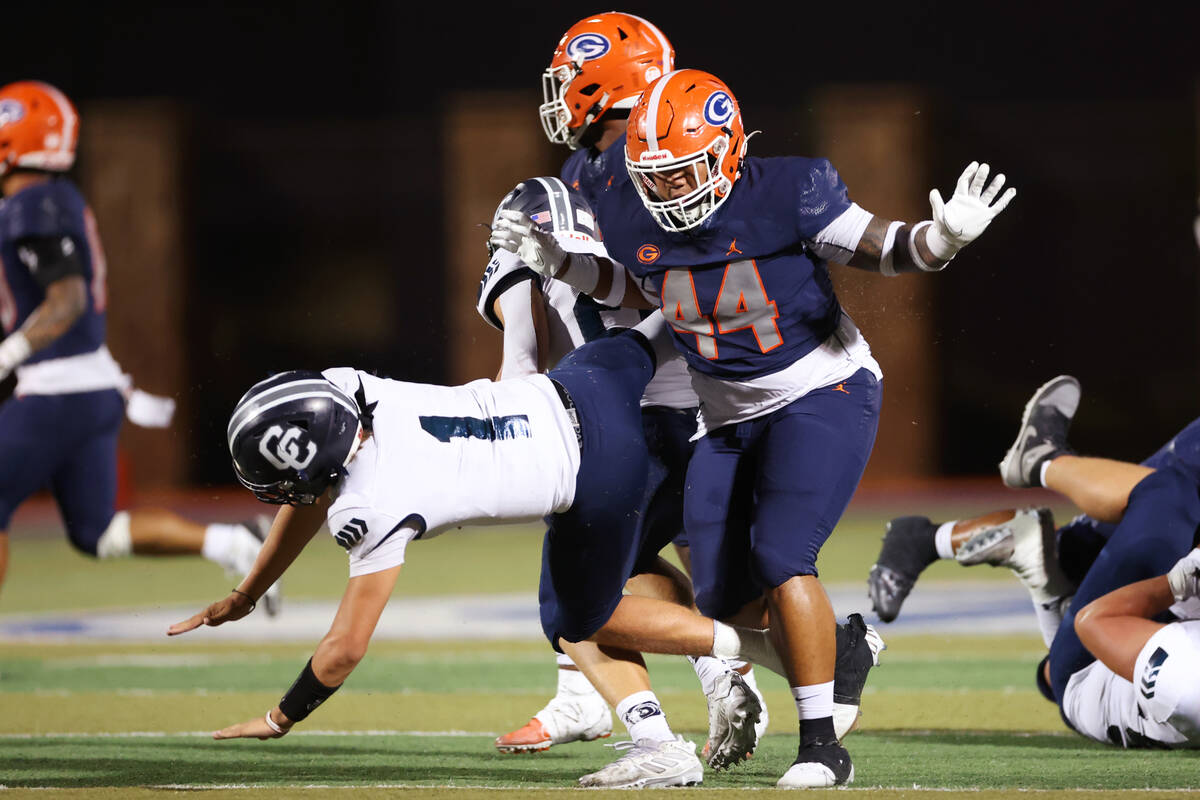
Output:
(2, 496), (1196, 797)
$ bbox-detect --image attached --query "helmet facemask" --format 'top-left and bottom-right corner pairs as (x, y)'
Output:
(627, 134), (734, 233)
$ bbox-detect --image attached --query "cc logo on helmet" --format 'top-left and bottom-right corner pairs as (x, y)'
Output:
(566, 33), (611, 62)
(0, 99), (26, 128)
(703, 92), (735, 126)
(637, 244), (661, 264)
(259, 424), (318, 471)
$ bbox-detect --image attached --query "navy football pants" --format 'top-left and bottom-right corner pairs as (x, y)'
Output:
(0, 389), (124, 555)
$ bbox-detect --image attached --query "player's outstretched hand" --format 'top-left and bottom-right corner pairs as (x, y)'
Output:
(1167, 547), (1200, 602)
(488, 209), (567, 277)
(167, 592), (255, 636)
(926, 161), (1016, 260)
(212, 711), (291, 741)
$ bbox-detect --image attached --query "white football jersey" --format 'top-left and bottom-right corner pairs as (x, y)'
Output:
(321, 367), (580, 577)
(476, 236), (696, 411)
(1062, 620), (1200, 748)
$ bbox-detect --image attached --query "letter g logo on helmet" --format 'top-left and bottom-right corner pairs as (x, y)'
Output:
(259, 424), (318, 471)
(703, 91), (734, 126)
(566, 33), (611, 63)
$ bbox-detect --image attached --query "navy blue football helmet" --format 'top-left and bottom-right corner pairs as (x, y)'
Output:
(486, 176), (600, 257)
(226, 370), (364, 504)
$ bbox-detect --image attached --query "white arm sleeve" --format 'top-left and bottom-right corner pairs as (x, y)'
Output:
(807, 203), (873, 264)
(496, 281), (540, 379)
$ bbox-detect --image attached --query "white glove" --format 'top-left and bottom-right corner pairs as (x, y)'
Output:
(0, 331), (32, 382)
(925, 161), (1016, 261)
(488, 209), (567, 278)
(1167, 547), (1200, 603)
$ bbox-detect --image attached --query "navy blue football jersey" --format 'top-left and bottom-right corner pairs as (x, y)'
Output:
(559, 133), (629, 216)
(0, 178), (106, 362)
(593, 156), (853, 380)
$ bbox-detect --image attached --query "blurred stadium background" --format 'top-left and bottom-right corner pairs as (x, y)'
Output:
(2, 3), (1200, 794)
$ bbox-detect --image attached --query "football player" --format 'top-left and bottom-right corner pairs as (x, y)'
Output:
(479, 177), (882, 779)
(169, 316), (802, 788)
(869, 376), (1200, 748)
(489, 68), (1015, 787)
(504, 10), (774, 761)
(0, 81), (279, 612)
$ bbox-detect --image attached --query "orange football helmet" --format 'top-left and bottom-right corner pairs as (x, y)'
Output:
(0, 81), (79, 178)
(540, 12), (674, 150)
(625, 69), (747, 232)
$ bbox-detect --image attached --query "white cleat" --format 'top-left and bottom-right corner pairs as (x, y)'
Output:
(494, 690), (612, 753)
(578, 735), (703, 789)
(955, 507), (1072, 604)
(222, 515), (282, 616)
(703, 670), (762, 770)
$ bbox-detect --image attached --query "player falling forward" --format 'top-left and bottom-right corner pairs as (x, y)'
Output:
(870, 376), (1200, 747)
(491, 68), (1011, 786)
(0, 80), (278, 611)
(498, 10), (780, 757)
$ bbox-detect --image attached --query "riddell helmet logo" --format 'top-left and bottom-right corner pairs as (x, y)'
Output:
(637, 244), (661, 264)
(703, 91), (735, 126)
(0, 99), (25, 128)
(566, 33), (611, 62)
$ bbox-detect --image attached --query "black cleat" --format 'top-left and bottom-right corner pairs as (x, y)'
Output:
(867, 516), (939, 623)
(999, 375), (1080, 489)
(776, 737), (854, 788)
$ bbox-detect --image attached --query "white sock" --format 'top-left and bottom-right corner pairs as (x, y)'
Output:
(201, 523), (242, 565)
(616, 691), (674, 744)
(934, 521), (957, 560)
(1033, 595), (1071, 649)
(556, 665), (597, 697)
(712, 621), (788, 678)
(556, 652), (576, 668)
(791, 680), (834, 721)
(1039, 460), (1053, 488)
(95, 511), (132, 559)
(687, 655), (729, 696)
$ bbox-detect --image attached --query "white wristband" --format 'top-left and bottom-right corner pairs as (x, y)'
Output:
(910, 220), (951, 271)
(919, 219), (959, 264)
(264, 710), (286, 735)
(879, 221), (904, 277)
(0, 331), (32, 377)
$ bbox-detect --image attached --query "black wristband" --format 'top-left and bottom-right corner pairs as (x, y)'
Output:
(231, 588), (256, 612)
(278, 658), (341, 722)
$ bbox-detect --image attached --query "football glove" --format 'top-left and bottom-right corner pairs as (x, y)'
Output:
(925, 161), (1016, 261)
(1167, 547), (1200, 603)
(488, 209), (567, 278)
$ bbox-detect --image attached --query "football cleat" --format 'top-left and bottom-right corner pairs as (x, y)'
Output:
(776, 737), (854, 789)
(867, 516), (940, 623)
(999, 375), (1080, 488)
(578, 735), (703, 789)
(495, 690), (612, 753)
(955, 507), (1072, 604)
(703, 669), (763, 770)
(833, 613), (886, 739)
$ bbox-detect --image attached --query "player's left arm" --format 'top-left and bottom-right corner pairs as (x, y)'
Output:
(208, 564), (403, 740)
(488, 212), (657, 310)
(0, 235), (89, 380)
(492, 280), (551, 378)
(833, 162), (1016, 275)
(1074, 549), (1200, 681)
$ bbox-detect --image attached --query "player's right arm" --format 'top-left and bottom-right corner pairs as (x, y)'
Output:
(167, 496), (329, 635)
(0, 236), (89, 380)
(488, 211), (657, 310)
(491, 279), (551, 378)
(1074, 549), (1200, 681)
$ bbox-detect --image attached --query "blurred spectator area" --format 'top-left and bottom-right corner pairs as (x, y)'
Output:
(27, 83), (1197, 491)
